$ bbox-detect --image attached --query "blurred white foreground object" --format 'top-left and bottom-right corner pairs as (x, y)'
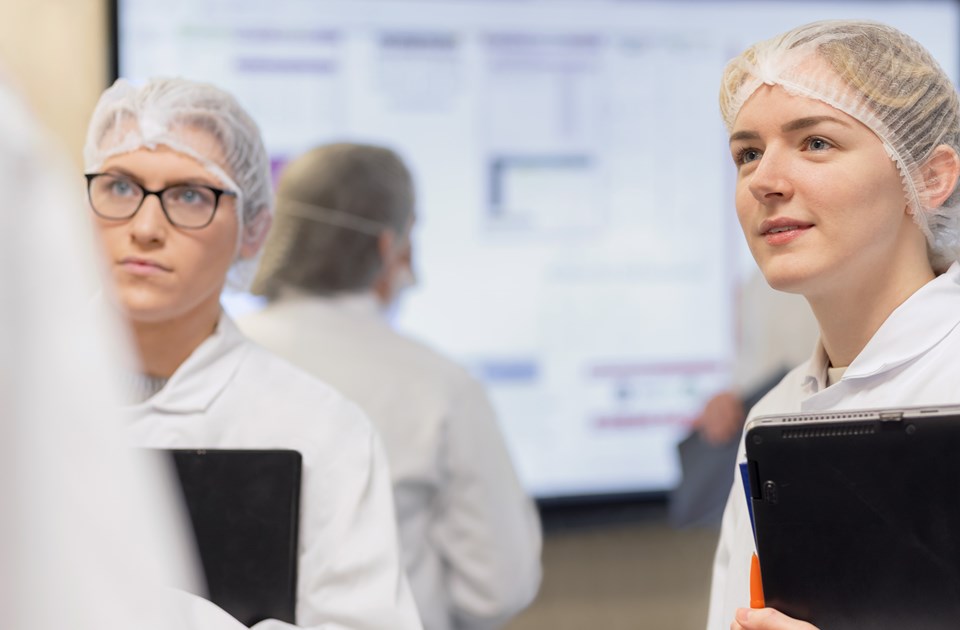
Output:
(0, 73), (244, 629)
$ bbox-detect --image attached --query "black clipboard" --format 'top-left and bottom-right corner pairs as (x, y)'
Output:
(167, 449), (302, 627)
(744, 407), (960, 629)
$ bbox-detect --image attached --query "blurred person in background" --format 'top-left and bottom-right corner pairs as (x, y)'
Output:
(240, 142), (543, 630)
(670, 271), (818, 528)
(693, 272), (819, 447)
(83, 78), (422, 630)
(0, 69), (248, 630)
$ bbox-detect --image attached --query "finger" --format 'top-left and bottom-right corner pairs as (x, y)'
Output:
(734, 607), (819, 629)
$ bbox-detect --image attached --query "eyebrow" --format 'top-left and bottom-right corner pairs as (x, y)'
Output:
(729, 130), (760, 143)
(781, 115), (850, 132)
(729, 115), (851, 143)
(102, 166), (223, 189)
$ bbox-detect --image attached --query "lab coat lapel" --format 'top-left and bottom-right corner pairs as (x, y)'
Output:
(140, 312), (247, 414)
(844, 262), (960, 380)
(801, 263), (960, 411)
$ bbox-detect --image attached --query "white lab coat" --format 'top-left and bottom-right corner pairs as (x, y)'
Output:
(0, 78), (246, 630)
(706, 262), (960, 630)
(124, 312), (424, 630)
(238, 292), (543, 630)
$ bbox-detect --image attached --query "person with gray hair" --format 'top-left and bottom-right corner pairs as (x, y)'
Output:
(709, 20), (960, 630)
(240, 143), (543, 630)
(83, 79), (422, 630)
(252, 143), (416, 302)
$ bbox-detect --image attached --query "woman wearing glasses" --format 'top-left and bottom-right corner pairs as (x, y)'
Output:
(84, 78), (422, 630)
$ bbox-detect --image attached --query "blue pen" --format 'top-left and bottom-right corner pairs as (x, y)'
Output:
(739, 461), (758, 547)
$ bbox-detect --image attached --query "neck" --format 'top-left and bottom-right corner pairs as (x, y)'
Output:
(129, 299), (222, 378)
(807, 260), (933, 368)
(371, 270), (391, 309)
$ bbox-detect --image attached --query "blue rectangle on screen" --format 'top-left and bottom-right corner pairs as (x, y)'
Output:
(476, 360), (539, 382)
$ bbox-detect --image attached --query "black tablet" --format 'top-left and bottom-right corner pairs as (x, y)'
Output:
(167, 449), (302, 627)
(745, 406), (960, 629)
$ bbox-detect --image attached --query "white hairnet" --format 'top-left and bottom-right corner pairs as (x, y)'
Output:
(83, 77), (274, 289)
(0, 73), (237, 628)
(720, 20), (960, 271)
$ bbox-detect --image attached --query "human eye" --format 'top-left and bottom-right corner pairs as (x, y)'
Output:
(804, 136), (833, 152)
(107, 177), (137, 197)
(733, 147), (762, 167)
(168, 186), (214, 207)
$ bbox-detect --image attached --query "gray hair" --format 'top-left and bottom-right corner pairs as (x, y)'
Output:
(252, 143), (415, 298)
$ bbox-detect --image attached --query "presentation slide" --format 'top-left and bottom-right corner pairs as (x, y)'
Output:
(115, 0), (960, 497)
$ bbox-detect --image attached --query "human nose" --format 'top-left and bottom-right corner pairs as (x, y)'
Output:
(747, 147), (794, 203)
(127, 193), (168, 245)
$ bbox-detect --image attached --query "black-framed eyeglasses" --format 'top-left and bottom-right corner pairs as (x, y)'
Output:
(85, 172), (237, 229)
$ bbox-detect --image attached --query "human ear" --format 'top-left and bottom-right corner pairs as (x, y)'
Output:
(370, 230), (398, 305)
(377, 229), (396, 266)
(919, 144), (960, 210)
(239, 208), (272, 259)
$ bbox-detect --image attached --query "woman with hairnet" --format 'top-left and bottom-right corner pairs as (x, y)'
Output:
(711, 20), (960, 630)
(238, 143), (543, 630)
(82, 78), (422, 630)
(0, 71), (249, 629)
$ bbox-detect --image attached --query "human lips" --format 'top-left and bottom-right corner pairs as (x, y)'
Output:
(118, 256), (172, 275)
(759, 217), (814, 245)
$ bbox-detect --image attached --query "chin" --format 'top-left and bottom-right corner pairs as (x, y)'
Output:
(757, 257), (815, 295)
(122, 303), (180, 325)
(114, 290), (180, 324)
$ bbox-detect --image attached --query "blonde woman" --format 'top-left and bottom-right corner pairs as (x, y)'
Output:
(84, 78), (422, 630)
(711, 21), (960, 630)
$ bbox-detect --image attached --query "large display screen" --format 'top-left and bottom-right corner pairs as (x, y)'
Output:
(114, 0), (960, 498)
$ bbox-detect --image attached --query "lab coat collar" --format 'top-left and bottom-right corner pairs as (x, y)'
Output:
(278, 288), (385, 321)
(801, 343), (830, 395)
(132, 310), (247, 415)
(801, 262), (960, 395)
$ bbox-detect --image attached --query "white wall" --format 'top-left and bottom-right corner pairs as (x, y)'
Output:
(0, 0), (108, 164)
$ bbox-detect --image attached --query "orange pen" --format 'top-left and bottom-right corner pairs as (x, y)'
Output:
(750, 552), (766, 608)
